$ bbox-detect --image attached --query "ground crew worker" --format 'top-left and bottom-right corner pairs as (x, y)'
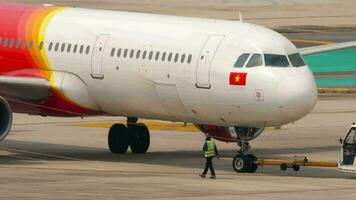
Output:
(199, 134), (219, 179)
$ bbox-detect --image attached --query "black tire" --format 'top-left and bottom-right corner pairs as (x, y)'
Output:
(108, 124), (130, 154)
(232, 154), (247, 173)
(245, 154), (258, 173)
(280, 163), (288, 171)
(129, 123), (150, 154)
(292, 165), (300, 172)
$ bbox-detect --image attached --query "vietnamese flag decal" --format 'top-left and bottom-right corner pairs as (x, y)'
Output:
(229, 72), (247, 86)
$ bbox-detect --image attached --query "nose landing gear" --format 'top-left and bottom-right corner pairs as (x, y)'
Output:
(108, 118), (150, 154)
(232, 140), (259, 173)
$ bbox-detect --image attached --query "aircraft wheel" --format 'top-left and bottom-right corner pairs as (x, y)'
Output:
(232, 154), (247, 173)
(129, 123), (150, 154)
(108, 124), (130, 154)
(245, 154), (258, 173)
(280, 163), (288, 171)
(292, 164), (300, 171)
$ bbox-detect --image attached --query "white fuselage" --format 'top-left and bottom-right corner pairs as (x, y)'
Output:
(40, 8), (317, 128)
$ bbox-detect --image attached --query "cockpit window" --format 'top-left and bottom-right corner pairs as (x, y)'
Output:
(246, 53), (263, 68)
(234, 53), (250, 68)
(264, 54), (290, 67)
(288, 53), (305, 67)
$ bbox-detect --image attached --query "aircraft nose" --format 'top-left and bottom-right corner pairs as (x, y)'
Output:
(275, 74), (317, 121)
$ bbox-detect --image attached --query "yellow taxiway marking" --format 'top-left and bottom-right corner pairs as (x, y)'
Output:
(289, 39), (336, 45)
(68, 121), (200, 132)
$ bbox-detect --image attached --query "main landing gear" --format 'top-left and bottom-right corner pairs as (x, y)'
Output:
(108, 118), (150, 154)
(232, 140), (259, 173)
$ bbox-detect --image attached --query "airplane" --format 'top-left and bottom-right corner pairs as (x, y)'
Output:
(1, 3), (356, 173)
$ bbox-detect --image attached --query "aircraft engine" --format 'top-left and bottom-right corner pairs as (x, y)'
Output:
(196, 125), (264, 142)
(0, 96), (12, 142)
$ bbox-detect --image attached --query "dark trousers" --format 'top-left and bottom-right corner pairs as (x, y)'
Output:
(202, 156), (216, 176)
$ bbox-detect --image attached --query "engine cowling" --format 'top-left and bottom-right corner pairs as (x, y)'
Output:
(0, 96), (12, 142)
(196, 125), (264, 143)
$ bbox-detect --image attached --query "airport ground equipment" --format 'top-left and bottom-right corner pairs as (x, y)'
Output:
(338, 123), (356, 173)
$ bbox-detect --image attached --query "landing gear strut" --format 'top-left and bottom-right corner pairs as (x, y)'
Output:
(232, 138), (258, 173)
(108, 119), (150, 154)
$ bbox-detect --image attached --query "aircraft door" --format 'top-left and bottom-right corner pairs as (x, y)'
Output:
(196, 35), (225, 89)
(91, 34), (109, 79)
(342, 127), (356, 165)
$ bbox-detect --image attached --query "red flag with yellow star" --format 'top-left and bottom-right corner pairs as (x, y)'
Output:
(229, 72), (247, 86)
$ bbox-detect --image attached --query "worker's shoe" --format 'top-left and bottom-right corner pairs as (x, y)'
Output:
(210, 175), (216, 179)
(199, 174), (206, 178)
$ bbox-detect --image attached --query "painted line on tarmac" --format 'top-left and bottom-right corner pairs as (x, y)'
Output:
(290, 39), (336, 45)
(0, 147), (86, 161)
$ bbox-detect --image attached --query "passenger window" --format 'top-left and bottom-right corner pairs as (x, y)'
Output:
(48, 42), (53, 51)
(86, 46), (90, 54)
(168, 53), (173, 62)
(174, 53), (179, 63)
(246, 54), (263, 68)
(55, 43), (59, 52)
(187, 55), (192, 64)
(79, 45), (84, 54)
(117, 48), (122, 57)
(61, 43), (66, 52)
(29, 41), (34, 49)
(149, 51), (153, 60)
(3, 38), (8, 47)
(130, 49), (134, 58)
(155, 52), (160, 61)
(9, 38), (14, 48)
(162, 52), (166, 61)
(16, 39), (21, 49)
(234, 53), (250, 68)
(142, 50), (147, 59)
(22, 41), (26, 49)
(73, 44), (78, 53)
(67, 44), (72, 53)
(0, 37), (2, 45)
(111, 48), (116, 57)
(265, 54), (290, 67)
(124, 49), (128, 58)
(39, 41), (44, 50)
(288, 53), (305, 67)
(136, 50), (141, 59)
(181, 54), (186, 63)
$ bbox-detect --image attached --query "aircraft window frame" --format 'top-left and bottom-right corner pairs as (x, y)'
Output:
(3, 38), (8, 47)
(54, 43), (59, 52)
(149, 51), (153, 60)
(123, 49), (128, 58)
(162, 52), (166, 61)
(155, 52), (160, 61)
(61, 43), (66, 52)
(345, 128), (356, 145)
(181, 54), (186, 63)
(174, 53), (179, 63)
(288, 53), (305, 67)
(0, 37), (2, 45)
(73, 44), (78, 53)
(29, 41), (34, 49)
(48, 42), (53, 51)
(79, 45), (84, 54)
(130, 49), (134, 58)
(86, 46), (90, 54)
(15, 39), (21, 49)
(264, 54), (290, 67)
(21, 41), (26, 49)
(187, 55), (192, 64)
(9, 38), (14, 48)
(136, 50), (141, 59)
(142, 50), (147, 59)
(246, 53), (263, 68)
(234, 53), (251, 68)
(168, 53), (173, 62)
(111, 48), (116, 57)
(39, 41), (44, 50)
(117, 48), (122, 57)
(67, 44), (72, 53)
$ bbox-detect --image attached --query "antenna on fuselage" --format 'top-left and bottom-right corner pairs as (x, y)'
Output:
(239, 11), (243, 23)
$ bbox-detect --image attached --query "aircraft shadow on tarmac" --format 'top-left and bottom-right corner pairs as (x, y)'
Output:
(0, 139), (355, 179)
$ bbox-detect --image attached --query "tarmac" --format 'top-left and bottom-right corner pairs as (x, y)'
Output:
(0, 0), (356, 199)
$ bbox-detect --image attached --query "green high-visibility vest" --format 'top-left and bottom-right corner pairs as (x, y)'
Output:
(204, 140), (216, 157)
